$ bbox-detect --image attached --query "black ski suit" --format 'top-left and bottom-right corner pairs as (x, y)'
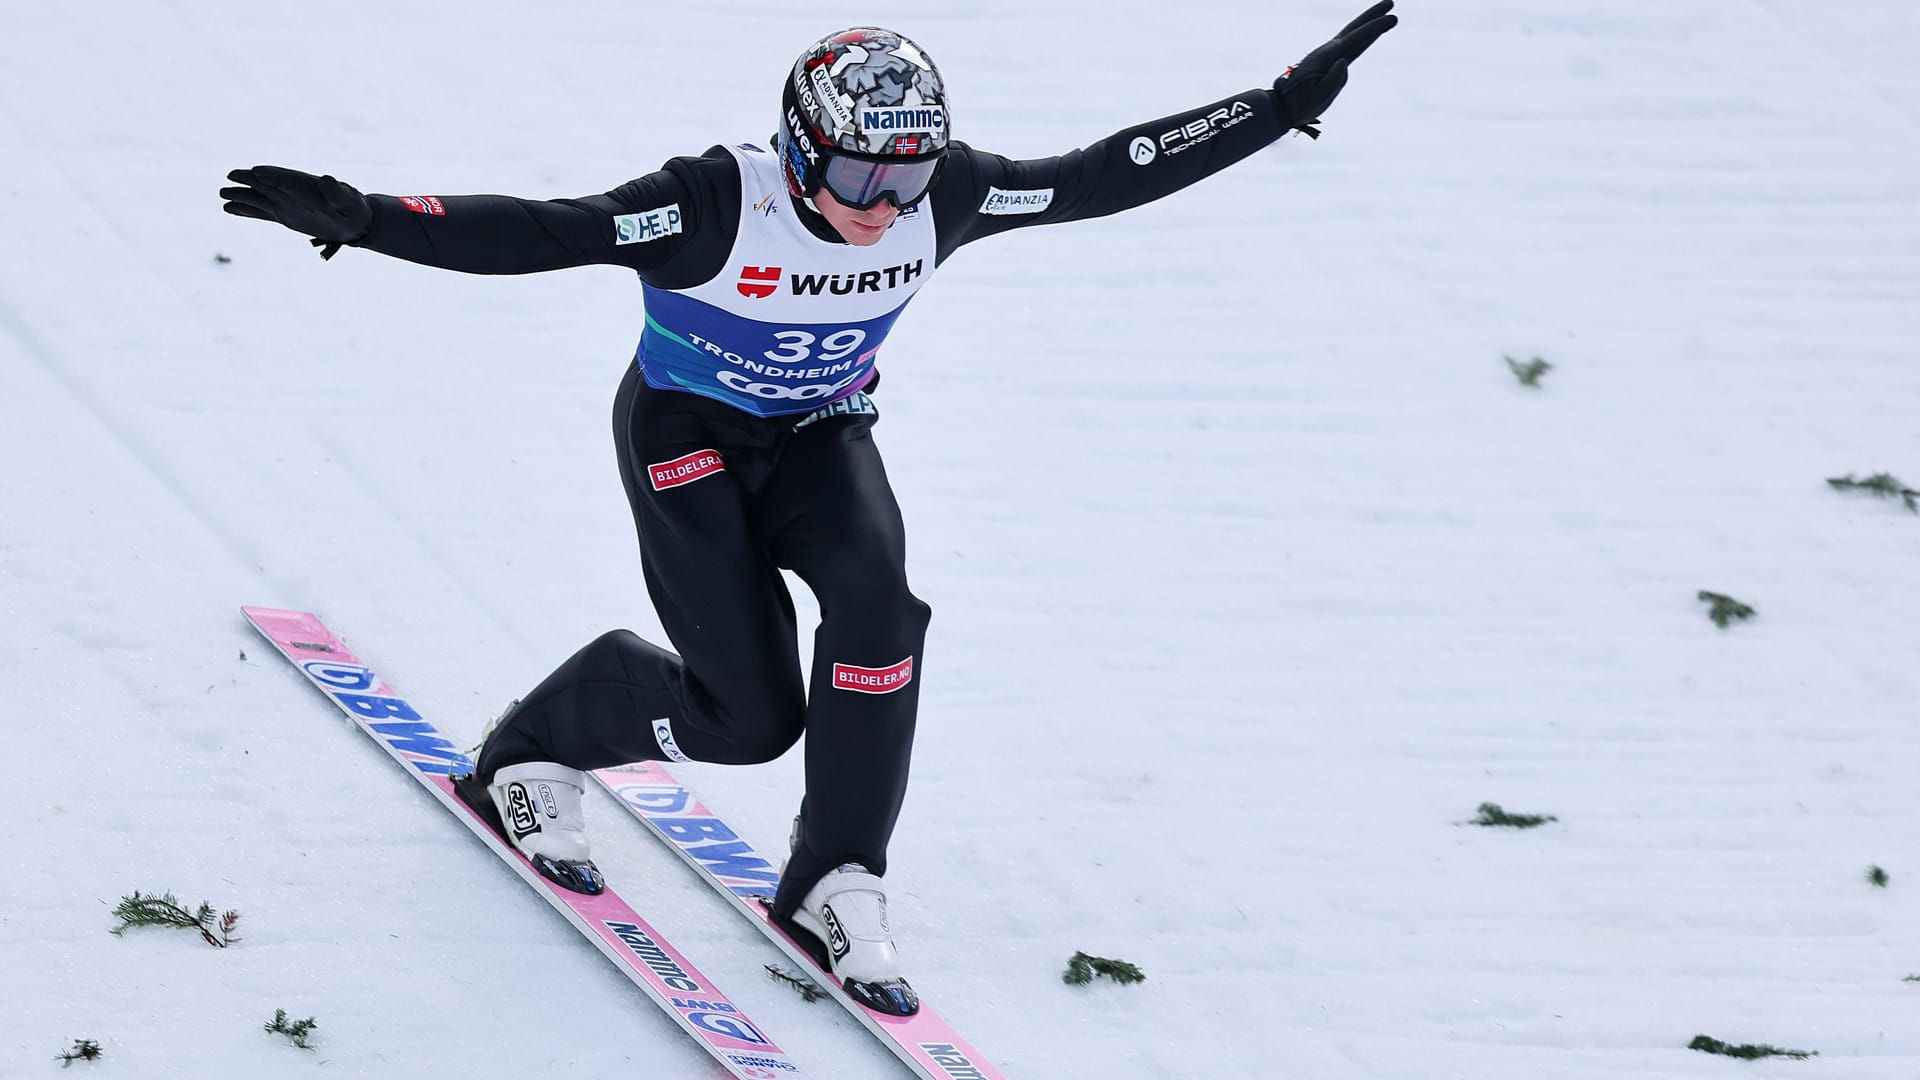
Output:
(345, 86), (1296, 918)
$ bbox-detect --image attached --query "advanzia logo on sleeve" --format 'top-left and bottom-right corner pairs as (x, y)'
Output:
(978, 186), (1053, 216)
(297, 660), (473, 776)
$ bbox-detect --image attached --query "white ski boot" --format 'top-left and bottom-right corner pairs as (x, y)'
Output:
(791, 863), (919, 1015)
(455, 715), (604, 895)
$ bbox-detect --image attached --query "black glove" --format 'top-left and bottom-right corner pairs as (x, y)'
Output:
(221, 165), (374, 260)
(1273, 0), (1399, 138)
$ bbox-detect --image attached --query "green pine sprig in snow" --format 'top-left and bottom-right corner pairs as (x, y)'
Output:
(55, 1039), (103, 1068)
(1697, 591), (1756, 629)
(1063, 951), (1146, 986)
(266, 1009), (319, 1050)
(1469, 802), (1557, 829)
(110, 891), (240, 947)
(765, 964), (827, 1002)
(1826, 472), (1918, 513)
(1505, 354), (1553, 388)
(1688, 1034), (1816, 1060)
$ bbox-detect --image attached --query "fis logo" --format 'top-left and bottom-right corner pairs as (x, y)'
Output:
(737, 265), (782, 299)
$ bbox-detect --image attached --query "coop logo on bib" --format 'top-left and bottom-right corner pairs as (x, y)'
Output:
(649, 449), (725, 490)
(832, 656), (914, 694)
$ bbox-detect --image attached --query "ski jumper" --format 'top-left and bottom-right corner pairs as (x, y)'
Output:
(350, 85), (1294, 917)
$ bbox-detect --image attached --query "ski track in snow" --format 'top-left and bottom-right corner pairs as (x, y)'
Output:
(3, 2), (1917, 1078)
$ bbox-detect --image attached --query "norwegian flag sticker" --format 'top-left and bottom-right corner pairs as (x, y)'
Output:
(399, 195), (446, 215)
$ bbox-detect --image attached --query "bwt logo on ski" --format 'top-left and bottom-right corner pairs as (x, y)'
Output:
(650, 449), (725, 491)
(613, 784), (782, 898)
(859, 105), (945, 134)
(918, 1043), (989, 1080)
(671, 999), (772, 1047)
(832, 656), (913, 694)
(298, 661), (471, 775)
(603, 920), (703, 994)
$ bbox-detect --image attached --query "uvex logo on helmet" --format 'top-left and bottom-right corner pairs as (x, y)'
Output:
(785, 107), (820, 166)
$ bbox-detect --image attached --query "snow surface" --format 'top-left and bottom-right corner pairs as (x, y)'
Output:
(3, 1), (1917, 1077)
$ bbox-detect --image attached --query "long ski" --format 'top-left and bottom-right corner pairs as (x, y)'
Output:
(241, 607), (806, 1080)
(595, 761), (1007, 1080)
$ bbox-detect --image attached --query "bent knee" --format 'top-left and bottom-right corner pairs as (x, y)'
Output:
(822, 570), (931, 632)
(699, 715), (803, 766)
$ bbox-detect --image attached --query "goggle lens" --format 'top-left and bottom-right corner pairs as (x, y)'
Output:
(819, 154), (940, 211)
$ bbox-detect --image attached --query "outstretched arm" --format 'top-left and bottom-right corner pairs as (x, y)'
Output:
(931, 1), (1397, 260)
(220, 158), (733, 279)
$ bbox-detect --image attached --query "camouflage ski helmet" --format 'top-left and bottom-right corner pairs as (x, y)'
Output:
(778, 27), (950, 210)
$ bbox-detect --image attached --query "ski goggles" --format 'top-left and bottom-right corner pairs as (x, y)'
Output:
(817, 152), (942, 211)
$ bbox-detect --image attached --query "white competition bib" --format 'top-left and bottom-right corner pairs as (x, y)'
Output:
(635, 143), (937, 417)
